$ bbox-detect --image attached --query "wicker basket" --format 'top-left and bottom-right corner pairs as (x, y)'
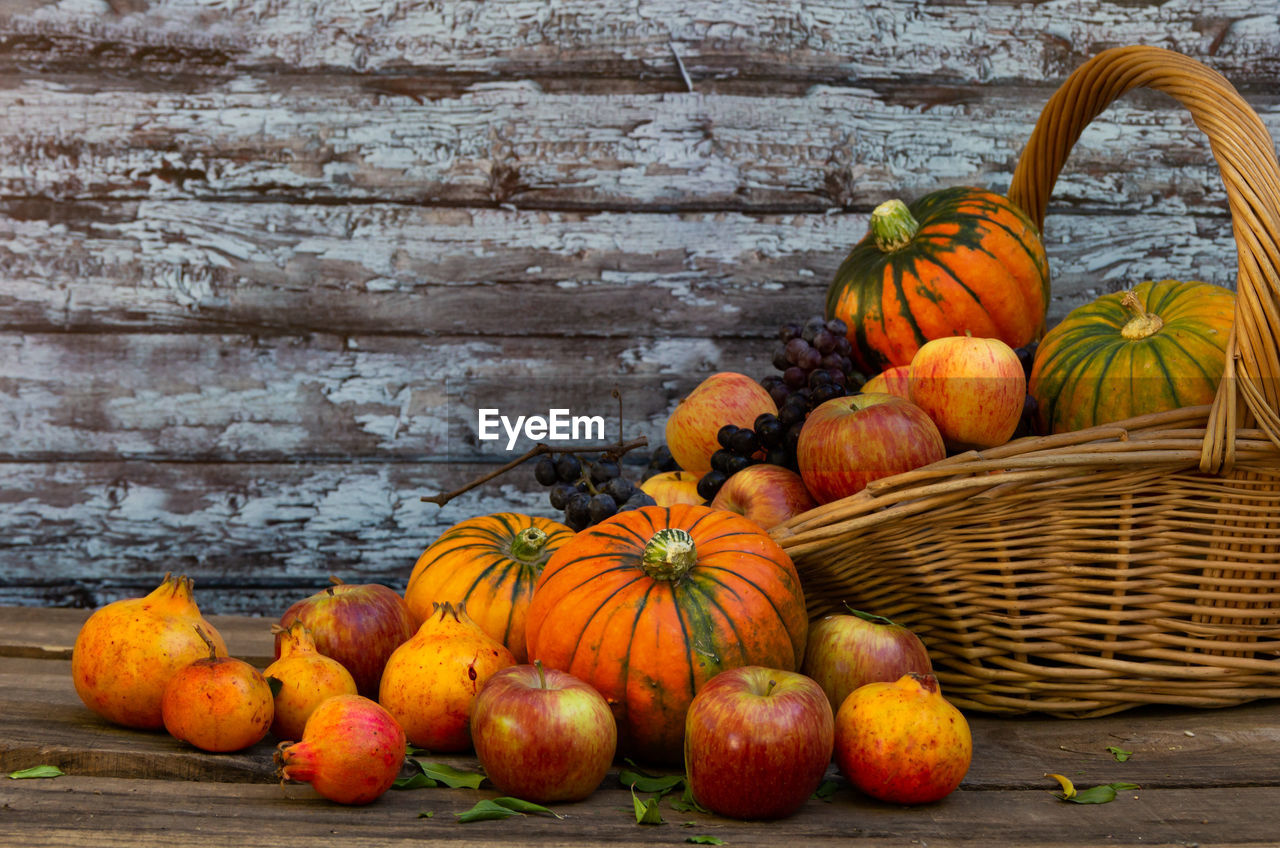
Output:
(771, 45), (1280, 717)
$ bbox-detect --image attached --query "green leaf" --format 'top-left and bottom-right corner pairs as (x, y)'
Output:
(265, 676), (284, 698)
(8, 765), (64, 780)
(418, 811), (434, 819)
(456, 799), (525, 822)
(812, 779), (840, 800)
(619, 768), (685, 796)
(669, 783), (709, 814)
(392, 773), (439, 790)
(1059, 782), (1141, 804)
(632, 785), (665, 825)
(1106, 746), (1133, 762)
(687, 837), (726, 845)
(418, 762), (486, 790)
(454, 797), (563, 823)
(490, 797), (563, 818)
(406, 743), (429, 756)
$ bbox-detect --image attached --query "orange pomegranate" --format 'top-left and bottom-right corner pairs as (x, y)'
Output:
(834, 672), (972, 804)
(71, 573), (227, 729)
(377, 602), (516, 751)
(161, 627), (274, 752)
(264, 622), (359, 741)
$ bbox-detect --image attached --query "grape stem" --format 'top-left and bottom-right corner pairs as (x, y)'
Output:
(419, 437), (649, 507)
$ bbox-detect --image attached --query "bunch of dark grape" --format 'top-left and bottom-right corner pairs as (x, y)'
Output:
(757, 316), (866, 467)
(696, 416), (791, 501)
(533, 453), (656, 531)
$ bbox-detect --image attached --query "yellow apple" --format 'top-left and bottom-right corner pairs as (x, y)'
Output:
(910, 336), (1026, 450)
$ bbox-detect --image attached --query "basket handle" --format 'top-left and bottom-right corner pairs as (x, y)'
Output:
(1006, 45), (1280, 473)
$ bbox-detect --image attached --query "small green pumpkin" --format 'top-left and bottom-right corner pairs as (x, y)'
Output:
(1028, 279), (1235, 434)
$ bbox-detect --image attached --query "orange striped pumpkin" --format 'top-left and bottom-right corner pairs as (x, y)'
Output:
(525, 504), (808, 764)
(827, 186), (1050, 373)
(404, 513), (573, 663)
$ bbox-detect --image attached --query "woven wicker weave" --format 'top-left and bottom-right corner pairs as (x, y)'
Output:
(772, 45), (1280, 717)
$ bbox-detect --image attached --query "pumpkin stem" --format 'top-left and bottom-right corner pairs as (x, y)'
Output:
(1119, 290), (1164, 340)
(509, 526), (550, 562)
(640, 528), (698, 582)
(869, 198), (919, 253)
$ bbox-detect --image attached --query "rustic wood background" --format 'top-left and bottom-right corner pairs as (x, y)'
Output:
(2, 0), (1278, 614)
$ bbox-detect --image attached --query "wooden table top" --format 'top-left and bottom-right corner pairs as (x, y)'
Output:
(2, 606), (1278, 846)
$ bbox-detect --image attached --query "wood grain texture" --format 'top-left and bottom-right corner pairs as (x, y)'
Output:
(1, 78), (1274, 213)
(0, 201), (1245, 337)
(1, 1), (1277, 612)
(3, 0), (1277, 83)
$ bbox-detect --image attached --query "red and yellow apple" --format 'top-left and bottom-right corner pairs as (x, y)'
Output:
(665, 373), (777, 477)
(860, 365), (911, 400)
(834, 672), (971, 804)
(710, 464), (817, 530)
(471, 662), (617, 803)
(276, 579), (416, 698)
(802, 608), (933, 715)
(910, 336), (1026, 450)
(685, 666), (834, 820)
(640, 470), (704, 507)
(796, 393), (945, 504)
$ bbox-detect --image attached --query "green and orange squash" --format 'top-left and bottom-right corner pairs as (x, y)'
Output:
(1028, 279), (1235, 434)
(404, 513), (573, 663)
(524, 504), (808, 764)
(827, 186), (1050, 373)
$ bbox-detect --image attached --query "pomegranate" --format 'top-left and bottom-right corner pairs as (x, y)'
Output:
(275, 694), (405, 805)
(71, 573), (227, 729)
(834, 672), (972, 804)
(161, 627), (274, 752)
(263, 622), (358, 741)
(378, 601), (515, 751)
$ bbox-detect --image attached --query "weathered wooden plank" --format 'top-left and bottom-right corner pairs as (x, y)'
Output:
(1, 78), (1273, 213)
(0, 331), (753, 462)
(1, 0), (1276, 85)
(2, 773), (1277, 846)
(0, 201), (1245, 336)
(0, 460), (564, 613)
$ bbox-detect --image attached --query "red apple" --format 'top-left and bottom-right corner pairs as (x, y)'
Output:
(710, 464), (817, 530)
(834, 672), (971, 804)
(910, 335), (1026, 450)
(640, 470), (705, 507)
(684, 666), (834, 820)
(796, 393), (945, 504)
(276, 578), (416, 698)
(665, 373), (778, 477)
(802, 607), (933, 715)
(470, 662), (617, 803)
(860, 365), (912, 400)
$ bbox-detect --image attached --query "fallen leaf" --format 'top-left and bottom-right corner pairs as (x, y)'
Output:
(1057, 782), (1141, 805)
(632, 785), (665, 825)
(456, 797), (562, 823)
(8, 765), (64, 780)
(1044, 773), (1076, 798)
(1105, 746), (1132, 762)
